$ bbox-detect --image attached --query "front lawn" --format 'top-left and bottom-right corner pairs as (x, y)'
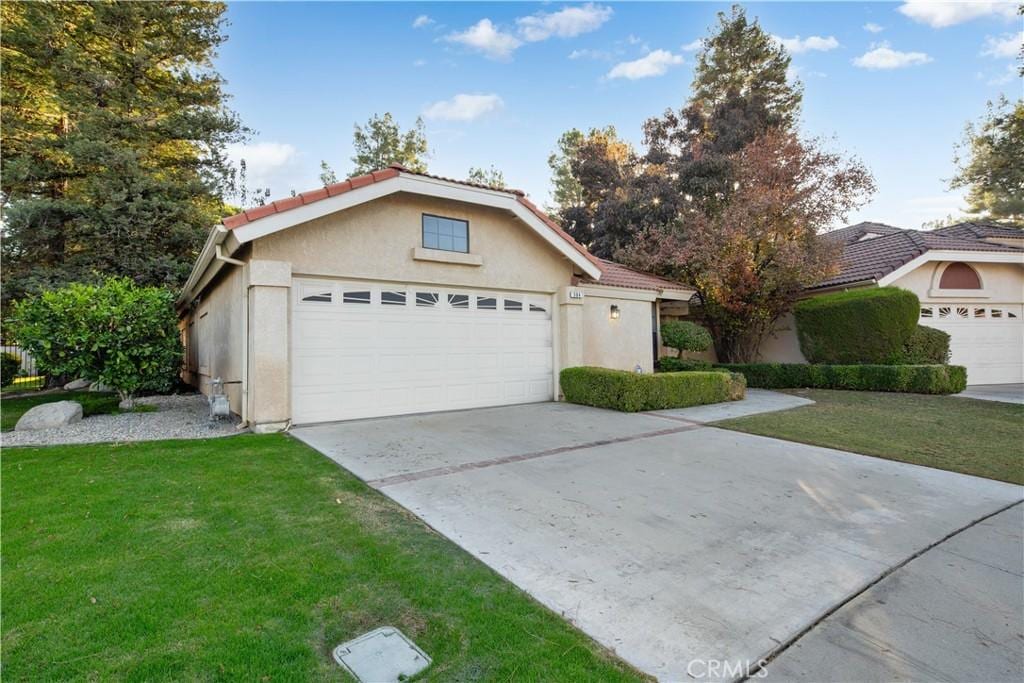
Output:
(1, 390), (120, 431)
(1, 435), (644, 681)
(714, 389), (1024, 485)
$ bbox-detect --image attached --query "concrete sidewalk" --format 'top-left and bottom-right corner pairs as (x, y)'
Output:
(762, 503), (1024, 682)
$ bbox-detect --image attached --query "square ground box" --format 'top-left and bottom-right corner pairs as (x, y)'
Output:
(332, 626), (431, 682)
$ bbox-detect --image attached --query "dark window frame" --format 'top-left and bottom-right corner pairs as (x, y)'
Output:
(422, 213), (470, 253)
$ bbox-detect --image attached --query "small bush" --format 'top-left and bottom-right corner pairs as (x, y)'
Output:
(890, 325), (951, 365)
(795, 287), (920, 364)
(719, 363), (967, 395)
(560, 367), (744, 412)
(9, 278), (182, 404)
(1, 352), (21, 388)
(661, 320), (713, 356)
(657, 357), (712, 373)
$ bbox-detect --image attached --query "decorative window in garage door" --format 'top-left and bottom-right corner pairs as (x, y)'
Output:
(921, 304), (1019, 321)
(294, 280), (553, 318)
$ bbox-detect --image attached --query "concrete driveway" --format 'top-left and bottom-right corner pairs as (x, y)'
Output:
(956, 383), (1024, 405)
(294, 401), (1023, 682)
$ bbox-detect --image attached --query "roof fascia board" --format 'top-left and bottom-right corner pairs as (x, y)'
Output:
(177, 226), (228, 309)
(878, 250), (1024, 286)
(230, 173), (603, 279)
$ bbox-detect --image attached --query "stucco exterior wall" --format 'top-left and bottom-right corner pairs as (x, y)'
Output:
(252, 193), (575, 294)
(182, 264), (245, 414)
(758, 312), (808, 363)
(581, 287), (657, 373)
(889, 260), (1024, 305)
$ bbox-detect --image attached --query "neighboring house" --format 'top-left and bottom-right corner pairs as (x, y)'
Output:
(759, 221), (1024, 384)
(177, 165), (692, 431)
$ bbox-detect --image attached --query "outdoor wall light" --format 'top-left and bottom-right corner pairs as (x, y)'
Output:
(610, 304), (620, 320)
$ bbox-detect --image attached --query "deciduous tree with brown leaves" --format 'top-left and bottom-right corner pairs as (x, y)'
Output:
(627, 130), (875, 362)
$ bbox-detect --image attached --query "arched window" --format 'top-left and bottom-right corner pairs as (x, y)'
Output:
(939, 262), (982, 290)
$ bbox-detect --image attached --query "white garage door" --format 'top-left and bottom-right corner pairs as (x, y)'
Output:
(291, 278), (554, 424)
(921, 303), (1024, 385)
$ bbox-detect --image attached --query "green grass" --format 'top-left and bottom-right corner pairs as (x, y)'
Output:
(1, 435), (646, 681)
(1, 390), (120, 431)
(715, 389), (1024, 485)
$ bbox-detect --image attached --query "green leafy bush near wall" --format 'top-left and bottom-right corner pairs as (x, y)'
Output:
(560, 367), (744, 412)
(656, 357), (713, 372)
(890, 325), (951, 365)
(660, 320), (713, 356)
(1, 352), (21, 388)
(718, 363), (967, 395)
(794, 287), (920, 364)
(9, 278), (182, 404)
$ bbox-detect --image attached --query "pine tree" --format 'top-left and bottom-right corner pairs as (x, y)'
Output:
(350, 113), (428, 175)
(951, 97), (1024, 223)
(1, 1), (246, 307)
(467, 165), (506, 189)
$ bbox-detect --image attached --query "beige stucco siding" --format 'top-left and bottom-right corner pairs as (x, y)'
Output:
(182, 264), (245, 414)
(252, 193), (574, 294)
(889, 261), (1024, 305)
(581, 287), (657, 373)
(759, 312), (808, 363)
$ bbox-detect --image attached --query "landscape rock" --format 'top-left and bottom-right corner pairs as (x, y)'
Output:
(63, 378), (91, 391)
(15, 400), (83, 431)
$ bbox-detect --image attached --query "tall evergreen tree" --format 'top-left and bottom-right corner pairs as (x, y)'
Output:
(466, 165), (507, 188)
(1, 1), (246, 307)
(951, 96), (1024, 223)
(350, 113), (428, 175)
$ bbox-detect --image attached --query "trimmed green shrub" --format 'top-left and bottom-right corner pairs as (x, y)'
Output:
(890, 325), (951, 365)
(9, 278), (182, 404)
(1, 352), (21, 388)
(719, 363), (967, 395)
(560, 367), (744, 412)
(794, 287), (920, 364)
(657, 357), (712, 373)
(660, 320), (713, 356)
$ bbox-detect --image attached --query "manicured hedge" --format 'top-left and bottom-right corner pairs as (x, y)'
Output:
(794, 287), (920, 364)
(718, 363), (967, 395)
(656, 357), (712, 373)
(890, 325), (951, 365)
(560, 367), (745, 412)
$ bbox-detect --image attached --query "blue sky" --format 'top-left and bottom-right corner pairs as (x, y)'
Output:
(216, 1), (1022, 229)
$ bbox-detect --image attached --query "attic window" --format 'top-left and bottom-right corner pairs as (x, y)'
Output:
(422, 214), (469, 253)
(939, 262), (982, 290)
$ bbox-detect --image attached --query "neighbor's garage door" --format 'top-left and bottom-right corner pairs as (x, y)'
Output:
(920, 303), (1024, 385)
(291, 278), (554, 423)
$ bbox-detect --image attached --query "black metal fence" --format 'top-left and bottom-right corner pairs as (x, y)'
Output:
(1, 341), (44, 390)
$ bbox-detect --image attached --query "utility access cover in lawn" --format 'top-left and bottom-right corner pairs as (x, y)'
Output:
(333, 627), (430, 682)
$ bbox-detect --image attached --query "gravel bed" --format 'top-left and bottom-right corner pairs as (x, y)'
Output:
(3, 394), (245, 447)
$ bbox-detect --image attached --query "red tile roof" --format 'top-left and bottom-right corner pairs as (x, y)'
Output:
(220, 163), (604, 271)
(579, 258), (691, 292)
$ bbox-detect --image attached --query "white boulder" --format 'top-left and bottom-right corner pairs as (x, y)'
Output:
(63, 378), (91, 390)
(15, 400), (83, 431)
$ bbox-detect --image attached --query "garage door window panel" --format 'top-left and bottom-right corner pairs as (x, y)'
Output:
(343, 289), (371, 305)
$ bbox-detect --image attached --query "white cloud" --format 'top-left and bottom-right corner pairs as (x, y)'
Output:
(863, 22), (885, 33)
(226, 142), (300, 195)
(853, 43), (933, 69)
(773, 35), (840, 54)
(516, 3), (612, 42)
(445, 19), (522, 60)
(987, 62), (1018, 85)
(681, 38), (703, 51)
(412, 15), (434, 29)
(413, 59), (427, 67)
(898, 1), (1017, 28)
(422, 93), (504, 121)
(981, 31), (1023, 58)
(569, 48), (611, 60)
(607, 49), (684, 80)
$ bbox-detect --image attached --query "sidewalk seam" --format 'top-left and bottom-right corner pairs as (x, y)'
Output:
(739, 498), (1024, 682)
